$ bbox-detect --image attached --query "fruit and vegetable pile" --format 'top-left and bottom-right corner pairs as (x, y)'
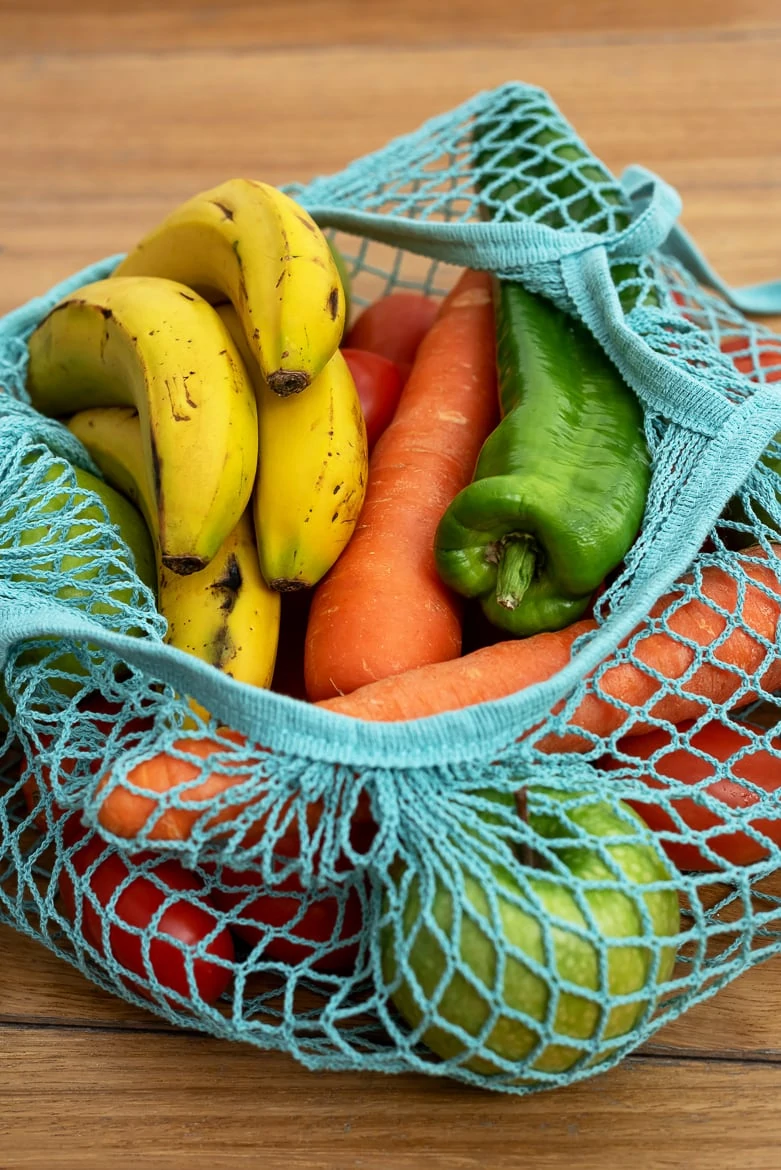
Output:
(4, 82), (781, 1093)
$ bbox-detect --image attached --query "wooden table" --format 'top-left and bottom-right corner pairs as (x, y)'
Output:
(3, 2), (781, 1166)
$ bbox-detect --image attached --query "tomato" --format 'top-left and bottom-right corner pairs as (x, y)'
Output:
(209, 816), (374, 973)
(603, 719), (781, 870)
(344, 292), (440, 383)
(211, 865), (364, 973)
(59, 827), (235, 1004)
(341, 348), (404, 450)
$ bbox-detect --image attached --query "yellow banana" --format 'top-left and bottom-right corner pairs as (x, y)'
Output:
(162, 509), (280, 689)
(26, 276), (258, 576)
(67, 407), (280, 689)
(114, 178), (345, 397)
(216, 302), (368, 590)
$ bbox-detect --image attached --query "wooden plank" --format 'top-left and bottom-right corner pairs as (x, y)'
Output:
(2, 38), (781, 320)
(1, 0), (780, 56)
(0, 925), (176, 1031)
(4, 911), (781, 1060)
(1, 1025), (781, 1170)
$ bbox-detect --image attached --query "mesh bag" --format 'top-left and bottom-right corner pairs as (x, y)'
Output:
(4, 81), (781, 1094)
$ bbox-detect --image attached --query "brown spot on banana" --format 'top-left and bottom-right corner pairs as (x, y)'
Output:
(209, 553), (243, 615)
(296, 213), (318, 235)
(237, 276), (249, 309)
(164, 377), (191, 422)
(224, 349), (247, 393)
(327, 287), (340, 320)
(211, 201), (235, 221)
(149, 433), (163, 501)
(209, 624), (236, 670)
(182, 374), (198, 410)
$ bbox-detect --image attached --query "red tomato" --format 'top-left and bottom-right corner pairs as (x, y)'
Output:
(344, 292), (440, 383)
(209, 817), (373, 973)
(604, 719), (781, 870)
(211, 865), (364, 974)
(59, 827), (235, 1004)
(341, 348), (404, 450)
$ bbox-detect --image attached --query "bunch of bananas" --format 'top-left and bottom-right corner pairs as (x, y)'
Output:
(24, 179), (368, 692)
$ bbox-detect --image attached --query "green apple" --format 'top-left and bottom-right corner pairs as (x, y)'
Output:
(1, 457), (156, 705)
(9, 457), (156, 600)
(380, 787), (680, 1077)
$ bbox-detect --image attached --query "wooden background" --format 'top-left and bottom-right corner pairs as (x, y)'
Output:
(3, 1), (781, 1166)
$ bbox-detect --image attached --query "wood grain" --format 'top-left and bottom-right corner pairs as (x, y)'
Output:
(3, 1025), (781, 1170)
(4, 2), (781, 1167)
(2, 36), (781, 317)
(1, 0), (780, 54)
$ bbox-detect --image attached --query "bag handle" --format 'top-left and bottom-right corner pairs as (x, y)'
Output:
(621, 164), (781, 317)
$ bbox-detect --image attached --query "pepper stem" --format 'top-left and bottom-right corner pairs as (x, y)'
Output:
(495, 536), (536, 611)
(513, 786), (538, 869)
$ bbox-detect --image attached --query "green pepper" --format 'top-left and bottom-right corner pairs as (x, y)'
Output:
(434, 280), (651, 636)
(432, 93), (655, 637)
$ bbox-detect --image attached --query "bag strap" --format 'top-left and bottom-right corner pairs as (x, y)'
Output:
(621, 164), (781, 317)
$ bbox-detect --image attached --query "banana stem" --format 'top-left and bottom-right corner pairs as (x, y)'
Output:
(495, 535), (536, 610)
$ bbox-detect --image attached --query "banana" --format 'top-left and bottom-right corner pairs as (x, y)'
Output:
(26, 275), (258, 576)
(215, 302), (368, 591)
(161, 510), (279, 688)
(67, 407), (280, 689)
(114, 178), (345, 397)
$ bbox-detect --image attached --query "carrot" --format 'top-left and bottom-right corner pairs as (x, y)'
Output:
(304, 268), (499, 701)
(94, 729), (374, 848)
(319, 548), (781, 753)
(95, 548), (781, 844)
(94, 729), (271, 844)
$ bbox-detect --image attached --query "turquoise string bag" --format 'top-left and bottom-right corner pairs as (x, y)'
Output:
(3, 81), (781, 1094)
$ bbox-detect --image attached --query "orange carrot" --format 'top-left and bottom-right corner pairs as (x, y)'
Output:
(320, 549), (781, 753)
(94, 730), (374, 847)
(304, 268), (499, 701)
(94, 730), (269, 844)
(95, 549), (781, 845)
